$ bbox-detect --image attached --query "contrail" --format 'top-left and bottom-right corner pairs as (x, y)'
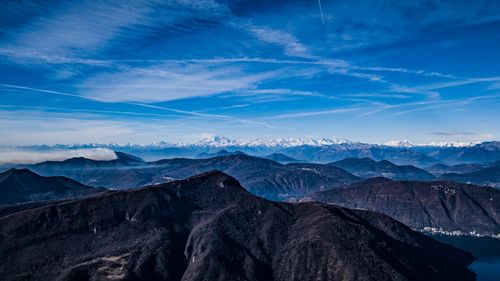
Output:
(0, 83), (275, 128)
(317, 0), (325, 24)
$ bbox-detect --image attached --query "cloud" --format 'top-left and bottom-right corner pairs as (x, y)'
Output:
(0, 0), (499, 144)
(248, 25), (314, 59)
(240, 88), (326, 97)
(430, 131), (476, 136)
(426, 132), (495, 144)
(264, 106), (366, 120)
(79, 63), (281, 102)
(0, 148), (117, 164)
(0, 83), (273, 128)
(417, 76), (500, 91)
(0, 107), (279, 145)
(343, 93), (410, 99)
(317, 0), (500, 50)
(0, 0), (228, 61)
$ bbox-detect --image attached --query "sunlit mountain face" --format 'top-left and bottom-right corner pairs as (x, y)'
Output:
(0, 0), (499, 145)
(1, 1), (500, 281)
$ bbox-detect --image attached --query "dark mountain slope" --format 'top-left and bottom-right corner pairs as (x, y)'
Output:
(0, 168), (103, 205)
(26, 153), (152, 189)
(0, 171), (475, 281)
(26, 154), (361, 200)
(196, 149), (247, 158)
(329, 157), (435, 180)
(264, 153), (301, 163)
(439, 166), (500, 188)
(312, 178), (500, 237)
(160, 155), (361, 199)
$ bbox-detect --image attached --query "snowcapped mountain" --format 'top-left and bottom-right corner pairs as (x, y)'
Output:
(193, 136), (237, 147)
(384, 140), (414, 147)
(15, 136), (485, 150)
(190, 136), (351, 147)
(421, 141), (478, 147)
(384, 140), (478, 148)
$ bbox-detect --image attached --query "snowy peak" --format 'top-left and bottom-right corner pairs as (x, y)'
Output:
(194, 136), (236, 147)
(384, 140), (414, 147)
(190, 136), (350, 147)
(384, 140), (478, 148)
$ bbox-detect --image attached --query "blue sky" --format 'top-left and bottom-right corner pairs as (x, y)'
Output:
(0, 0), (499, 145)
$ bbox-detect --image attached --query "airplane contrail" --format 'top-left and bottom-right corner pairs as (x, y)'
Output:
(317, 0), (325, 24)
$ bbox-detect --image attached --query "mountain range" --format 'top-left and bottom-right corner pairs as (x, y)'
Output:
(311, 178), (500, 237)
(439, 162), (500, 188)
(16, 138), (500, 166)
(329, 157), (435, 180)
(0, 171), (476, 281)
(8, 151), (500, 199)
(21, 154), (360, 200)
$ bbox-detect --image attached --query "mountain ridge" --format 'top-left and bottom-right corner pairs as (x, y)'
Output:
(0, 168), (104, 206)
(0, 171), (476, 281)
(312, 178), (500, 237)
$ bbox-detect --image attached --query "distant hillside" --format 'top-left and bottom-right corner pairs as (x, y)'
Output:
(0, 168), (103, 205)
(329, 157), (435, 180)
(196, 149), (247, 158)
(439, 166), (500, 188)
(264, 153), (301, 163)
(427, 163), (486, 176)
(23, 154), (361, 200)
(159, 155), (360, 199)
(312, 178), (500, 237)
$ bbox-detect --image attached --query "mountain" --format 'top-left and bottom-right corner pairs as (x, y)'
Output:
(193, 136), (351, 147)
(114, 151), (146, 164)
(158, 155), (361, 200)
(196, 149), (247, 158)
(312, 178), (500, 237)
(24, 152), (153, 189)
(426, 141), (500, 164)
(23, 154), (361, 200)
(426, 163), (486, 176)
(18, 139), (500, 165)
(329, 157), (435, 180)
(439, 166), (500, 188)
(0, 171), (475, 281)
(279, 144), (439, 166)
(0, 168), (103, 205)
(263, 153), (301, 163)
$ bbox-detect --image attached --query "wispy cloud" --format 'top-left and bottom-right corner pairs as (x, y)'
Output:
(240, 88), (327, 98)
(0, 148), (117, 165)
(0, 0), (499, 143)
(0, 83), (274, 129)
(248, 25), (314, 59)
(0, 0), (228, 61)
(264, 106), (366, 120)
(430, 131), (476, 136)
(343, 93), (411, 99)
(79, 63), (280, 102)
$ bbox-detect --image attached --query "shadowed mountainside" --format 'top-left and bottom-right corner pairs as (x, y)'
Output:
(0, 171), (475, 281)
(329, 157), (435, 180)
(439, 166), (500, 188)
(0, 168), (104, 206)
(312, 178), (500, 237)
(26, 154), (361, 200)
(264, 153), (302, 163)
